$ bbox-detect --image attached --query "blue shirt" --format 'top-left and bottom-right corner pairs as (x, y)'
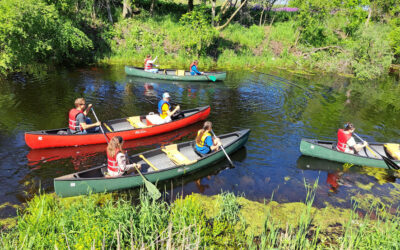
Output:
(195, 135), (213, 154)
(190, 65), (201, 75)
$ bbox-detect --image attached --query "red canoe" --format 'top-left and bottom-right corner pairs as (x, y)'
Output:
(27, 122), (201, 165)
(25, 106), (210, 149)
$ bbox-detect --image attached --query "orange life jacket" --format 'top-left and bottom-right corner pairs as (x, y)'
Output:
(107, 149), (121, 174)
(337, 129), (352, 152)
(68, 109), (84, 132)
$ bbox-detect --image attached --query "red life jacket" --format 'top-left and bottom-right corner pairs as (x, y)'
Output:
(144, 58), (152, 70)
(107, 149), (121, 174)
(68, 109), (84, 132)
(337, 129), (352, 152)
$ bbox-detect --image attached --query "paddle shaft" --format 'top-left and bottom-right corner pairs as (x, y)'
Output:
(211, 130), (234, 166)
(353, 133), (399, 170)
(91, 108), (109, 144)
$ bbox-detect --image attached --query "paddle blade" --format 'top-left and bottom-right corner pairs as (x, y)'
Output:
(209, 75), (216, 82)
(144, 179), (161, 200)
(382, 156), (400, 170)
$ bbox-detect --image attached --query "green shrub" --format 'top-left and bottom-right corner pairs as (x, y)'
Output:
(349, 24), (393, 80)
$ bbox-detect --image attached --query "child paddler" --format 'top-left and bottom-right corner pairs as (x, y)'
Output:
(195, 121), (222, 156)
(106, 136), (141, 177)
(158, 92), (181, 122)
(337, 122), (368, 154)
(190, 60), (203, 75)
(68, 98), (101, 134)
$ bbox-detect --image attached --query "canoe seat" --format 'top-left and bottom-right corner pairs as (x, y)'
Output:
(162, 144), (197, 166)
(139, 155), (159, 171)
(127, 116), (148, 128)
(384, 143), (400, 160)
(176, 70), (185, 76)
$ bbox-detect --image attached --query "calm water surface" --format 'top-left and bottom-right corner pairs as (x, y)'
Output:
(1, 66), (400, 218)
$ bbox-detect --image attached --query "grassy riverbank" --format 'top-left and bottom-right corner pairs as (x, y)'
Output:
(1, 0), (399, 80)
(1, 183), (400, 249)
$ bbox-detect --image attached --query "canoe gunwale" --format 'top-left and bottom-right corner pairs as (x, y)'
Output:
(54, 129), (250, 182)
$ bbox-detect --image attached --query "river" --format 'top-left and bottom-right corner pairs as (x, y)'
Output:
(1, 66), (400, 218)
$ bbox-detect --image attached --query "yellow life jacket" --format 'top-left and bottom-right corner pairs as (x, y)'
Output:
(196, 130), (211, 147)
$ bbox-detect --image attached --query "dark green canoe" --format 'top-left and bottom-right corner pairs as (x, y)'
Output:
(125, 66), (226, 81)
(300, 139), (400, 169)
(54, 129), (250, 197)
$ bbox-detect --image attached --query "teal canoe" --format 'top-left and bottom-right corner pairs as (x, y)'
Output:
(54, 129), (250, 197)
(300, 138), (400, 169)
(125, 66), (226, 81)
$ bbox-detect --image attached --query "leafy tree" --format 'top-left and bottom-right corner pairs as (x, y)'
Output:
(179, 7), (217, 56)
(0, 0), (93, 75)
(350, 25), (393, 79)
(293, 0), (339, 47)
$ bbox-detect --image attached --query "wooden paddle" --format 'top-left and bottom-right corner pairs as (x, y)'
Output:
(91, 108), (109, 144)
(128, 154), (161, 200)
(211, 130), (234, 167)
(353, 133), (400, 170)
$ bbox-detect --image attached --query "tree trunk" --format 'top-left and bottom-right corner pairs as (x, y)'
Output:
(259, 8), (265, 26)
(216, 0), (247, 31)
(105, 0), (113, 24)
(91, 0), (97, 20)
(188, 0), (194, 11)
(211, 0), (216, 26)
(122, 0), (132, 18)
(365, 6), (372, 27)
(150, 0), (156, 16)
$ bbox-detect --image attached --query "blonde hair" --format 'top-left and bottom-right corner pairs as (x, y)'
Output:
(107, 136), (124, 158)
(196, 121), (212, 145)
(74, 98), (85, 108)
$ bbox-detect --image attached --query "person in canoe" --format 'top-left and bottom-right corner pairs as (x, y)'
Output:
(144, 55), (159, 73)
(69, 98), (101, 134)
(106, 136), (141, 177)
(337, 122), (368, 154)
(190, 60), (203, 75)
(158, 92), (181, 122)
(194, 121), (222, 156)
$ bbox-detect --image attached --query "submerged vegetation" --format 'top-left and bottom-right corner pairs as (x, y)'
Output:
(0, 0), (399, 79)
(2, 182), (400, 248)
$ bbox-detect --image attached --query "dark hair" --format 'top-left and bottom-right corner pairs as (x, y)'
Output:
(196, 121), (212, 145)
(116, 136), (123, 144)
(344, 122), (354, 131)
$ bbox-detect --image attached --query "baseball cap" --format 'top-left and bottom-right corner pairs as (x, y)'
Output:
(163, 92), (171, 98)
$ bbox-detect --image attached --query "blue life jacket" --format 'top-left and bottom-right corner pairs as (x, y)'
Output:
(158, 100), (171, 115)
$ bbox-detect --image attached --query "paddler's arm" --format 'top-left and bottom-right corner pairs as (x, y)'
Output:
(80, 121), (101, 130)
(167, 105), (180, 117)
(83, 104), (93, 116)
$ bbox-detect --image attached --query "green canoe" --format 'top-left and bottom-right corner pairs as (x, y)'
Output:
(125, 66), (226, 81)
(300, 139), (400, 169)
(54, 129), (250, 197)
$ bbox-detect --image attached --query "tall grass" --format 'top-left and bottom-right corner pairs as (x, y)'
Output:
(1, 182), (400, 248)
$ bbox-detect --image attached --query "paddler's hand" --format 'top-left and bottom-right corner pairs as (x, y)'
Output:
(175, 105), (180, 111)
(95, 121), (101, 126)
(363, 141), (368, 147)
